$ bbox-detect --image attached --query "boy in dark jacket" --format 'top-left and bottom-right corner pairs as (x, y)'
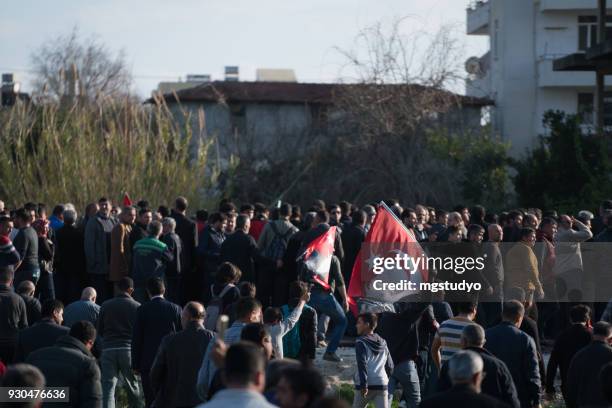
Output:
(353, 312), (393, 408)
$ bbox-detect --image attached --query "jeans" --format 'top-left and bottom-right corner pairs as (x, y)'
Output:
(101, 348), (143, 408)
(317, 313), (330, 341)
(308, 291), (347, 354)
(353, 389), (388, 408)
(388, 360), (420, 408)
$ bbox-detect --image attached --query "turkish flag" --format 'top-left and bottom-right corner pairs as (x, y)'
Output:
(122, 193), (132, 207)
(348, 202), (429, 303)
(299, 226), (337, 290)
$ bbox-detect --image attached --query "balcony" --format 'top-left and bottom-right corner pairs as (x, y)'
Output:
(540, 0), (612, 12)
(538, 55), (596, 87)
(467, 0), (490, 35)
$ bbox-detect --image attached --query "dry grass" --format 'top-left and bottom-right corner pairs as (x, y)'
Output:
(0, 97), (214, 210)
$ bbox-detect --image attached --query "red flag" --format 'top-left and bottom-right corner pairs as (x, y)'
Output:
(348, 202), (428, 303)
(122, 193), (132, 207)
(299, 226), (337, 290)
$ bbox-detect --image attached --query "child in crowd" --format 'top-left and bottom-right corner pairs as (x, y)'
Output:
(353, 313), (394, 408)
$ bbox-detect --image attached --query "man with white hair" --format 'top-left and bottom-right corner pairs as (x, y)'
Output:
(63, 287), (101, 328)
(421, 350), (508, 407)
(437, 324), (520, 408)
(161, 217), (182, 304)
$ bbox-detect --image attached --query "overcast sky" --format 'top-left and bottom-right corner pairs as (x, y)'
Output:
(0, 0), (487, 98)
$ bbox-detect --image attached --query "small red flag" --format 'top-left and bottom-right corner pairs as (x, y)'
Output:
(299, 226), (337, 290)
(122, 193), (132, 207)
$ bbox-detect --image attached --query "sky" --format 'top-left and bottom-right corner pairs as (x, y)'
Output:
(0, 0), (488, 99)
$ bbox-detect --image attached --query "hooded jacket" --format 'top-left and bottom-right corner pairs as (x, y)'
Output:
(354, 333), (394, 390)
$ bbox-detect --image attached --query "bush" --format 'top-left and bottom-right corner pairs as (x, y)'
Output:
(0, 98), (213, 210)
(512, 110), (612, 213)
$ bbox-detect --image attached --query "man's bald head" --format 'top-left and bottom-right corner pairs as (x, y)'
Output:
(487, 223), (502, 242)
(81, 287), (97, 302)
(17, 280), (36, 296)
(181, 301), (205, 328)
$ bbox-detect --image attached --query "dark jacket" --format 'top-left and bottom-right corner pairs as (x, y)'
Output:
(15, 319), (69, 362)
(375, 303), (428, 365)
(566, 340), (612, 408)
(129, 222), (148, 253)
(131, 296), (182, 371)
(421, 384), (511, 408)
(341, 223), (366, 283)
(131, 237), (173, 288)
(485, 322), (541, 408)
(26, 335), (102, 408)
(54, 224), (87, 281)
(198, 225), (225, 273)
(161, 232), (182, 277)
(13, 226), (38, 272)
(84, 213), (117, 276)
(63, 300), (100, 328)
(97, 293), (140, 350)
(438, 346), (520, 408)
(19, 294), (41, 326)
(545, 323), (592, 397)
(170, 210), (198, 274)
(150, 321), (214, 408)
(0, 284), (28, 349)
(220, 229), (261, 283)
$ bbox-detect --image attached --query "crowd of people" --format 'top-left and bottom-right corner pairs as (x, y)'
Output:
(1, 196), (612, 408)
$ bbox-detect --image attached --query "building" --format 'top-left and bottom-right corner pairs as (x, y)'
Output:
(466, 0), (612, 156)
(151, 79), (490, 170)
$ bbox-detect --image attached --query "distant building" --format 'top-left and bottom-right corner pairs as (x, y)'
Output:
(466, 0), (612, 156)
(150, 80), (490, 169)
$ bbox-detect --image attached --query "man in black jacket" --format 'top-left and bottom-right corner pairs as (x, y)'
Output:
(566, 321), (612, 408)
(485, 300), (541, 408)
(438, 323), (520, 408)
(98, 277), (142, 408)
(26, 321), (102, 408)
(376, 301), (429, 408)
(150, 301), (214, 408)
(132, 278), (182, 408)
(129, 207), (152, 253)
(197, 212), (226, 301)
(220, 214), (262, 284)
(15, 299), (69, 362)
(0, 266), (28, 364)
(54, 209), (87, 304)
(545, 304), (592, 402)
(340, 210), (366, 284)
(170, 197), (198, 304)
(16, 280), (41, 326)
(420, 350), (509, 408)
(161, 217), (182, 304)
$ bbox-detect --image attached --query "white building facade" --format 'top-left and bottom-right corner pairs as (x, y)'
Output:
(466, 0), (612, 156)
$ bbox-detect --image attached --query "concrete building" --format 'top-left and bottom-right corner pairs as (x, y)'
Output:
(152, 80), (490, 170)
(466, 0), (612, 156)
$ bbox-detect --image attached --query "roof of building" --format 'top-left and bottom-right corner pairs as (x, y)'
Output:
(148, 81), (493, 107)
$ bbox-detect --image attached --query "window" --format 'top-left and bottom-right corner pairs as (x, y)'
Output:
(577, 92), (612, 126)
(578, 16), (612, 51)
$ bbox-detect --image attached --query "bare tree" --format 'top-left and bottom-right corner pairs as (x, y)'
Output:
(325, 19), (485, 207)
(30, 27), (133, 102)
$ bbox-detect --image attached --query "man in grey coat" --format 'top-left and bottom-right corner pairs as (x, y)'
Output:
(84, 197), (117, 303)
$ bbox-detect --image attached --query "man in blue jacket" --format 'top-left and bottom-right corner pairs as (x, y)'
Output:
(485, 300), (540, 408)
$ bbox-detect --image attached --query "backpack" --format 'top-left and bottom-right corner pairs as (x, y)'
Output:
(281, 304), (301, 359)
(204, 283), (235, 331)
(263, 222), (293, 262)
